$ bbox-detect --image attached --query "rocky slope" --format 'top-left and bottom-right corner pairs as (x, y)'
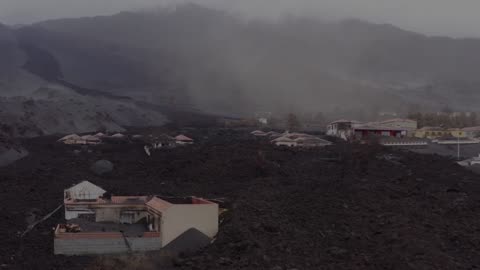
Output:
(0, 23), (168, 139)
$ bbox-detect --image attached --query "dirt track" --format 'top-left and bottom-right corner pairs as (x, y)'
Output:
(1, 129), (480, 269)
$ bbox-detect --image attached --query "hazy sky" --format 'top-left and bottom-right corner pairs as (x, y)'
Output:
(1, 0), (480, 38)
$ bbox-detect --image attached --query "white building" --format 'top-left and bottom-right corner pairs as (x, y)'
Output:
(376, 118), (417, 136)
(272, 136), (297, 147)
(462, 126), (480, 138)
(326, 120), (360, 140)
(175, 135), (194, 145)
(57, 181), (219, 255)
(58, 134), (84, 145)
(458, 154), (480, 167)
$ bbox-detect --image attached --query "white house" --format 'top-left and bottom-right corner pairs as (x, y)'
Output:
(462, 126), (480, 138)
(58, 134), (84, 145)
(57, 181), (219, 255)
(377, 118), (418, 136)
(81, 135), (101, 145)
(458, 154), (480, 167)
(294, 137), (332, 148)
(175, 135), (194, 145)
(64, 181), (107, 220)
(272, 136), (297, 147)
(326, 120), (360, 140)
(251, 130), (267, 137)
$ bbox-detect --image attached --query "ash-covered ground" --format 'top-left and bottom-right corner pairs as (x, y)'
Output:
(1, 128), (480, 270)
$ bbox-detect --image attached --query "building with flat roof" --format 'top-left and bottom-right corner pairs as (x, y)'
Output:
(56, 181), (218, 255)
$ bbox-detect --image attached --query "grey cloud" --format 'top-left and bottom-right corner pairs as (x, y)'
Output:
(1, 0), (480, 37)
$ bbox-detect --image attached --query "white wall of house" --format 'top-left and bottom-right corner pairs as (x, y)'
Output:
(95, 208), (121, 223)
(65, 208), (95, 220)
(275, 141), (297, 147)
(160, 204), (218, 247)
(95, 208), (148, 224)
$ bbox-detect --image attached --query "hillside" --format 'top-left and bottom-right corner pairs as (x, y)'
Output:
(3, 3), (480, 134)
(0, 23), (169, 139)
(25, 4), (480, 114)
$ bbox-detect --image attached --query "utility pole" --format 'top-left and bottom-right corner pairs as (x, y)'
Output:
(457, 135), (460, 160)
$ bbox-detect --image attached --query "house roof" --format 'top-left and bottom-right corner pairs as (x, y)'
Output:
(295, 137), (332, 144)
(94, 132), (106, 138)
(329, 119), (361, 125)
(418, 126), (444, 131)
(462, 126), (480, 132)
(58, 134), (81, 141)
(175, 135), (193, 141)
(355, 123), (407, 131)
(111, 133), (126, 138)
(380, 118), (417, 123)
(65, 181), (107, 194)
(272, 136), (296, 143)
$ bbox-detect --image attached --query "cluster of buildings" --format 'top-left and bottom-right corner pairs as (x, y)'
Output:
(414, 126), (480, 140)
(57, 133), (106, 145)
(251, 130), (332, 148)
(327, 118), (480, 145)
(327, 119), (418, 140)
(55, 181), (218, 255)
(58, 133), (194, 147)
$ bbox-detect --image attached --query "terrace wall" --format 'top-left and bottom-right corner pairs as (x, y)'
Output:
(54, 232), (161, 255)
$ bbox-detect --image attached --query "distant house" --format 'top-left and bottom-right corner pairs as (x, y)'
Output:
(258, 118), (269, 125)
(294, 137), (332, 148)
(354, 123), (408, 139)
(58, 134), (84, 145)
(415, 127), (467, 139)
(458, 154), (480, 167)
(251, 130), (267, 137)
(81, 135), (101, 145)
(93, 133), (106, 138)
(111, 133), (126, 139)
(265, 131), (282, 139)
(377, 119), (417, 136)
(462, 126), (480, 138)
(175, 135), (194, 145)
(271, 132), (332, 148)
(102, 133), (129, 144)
(272, 136), (297, 147)
(56, 181), (219, 255)
(326, 120), (360, 140)
(154, 135), (177, 148)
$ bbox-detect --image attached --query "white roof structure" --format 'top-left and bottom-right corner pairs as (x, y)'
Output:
(272, 136), (296, 143)
(251, 130), (267, 136)
(94, 132), (106, 138)
(111, 133), (126, 138)
(175, 135), (193, 142)
(64, 181), (106, 201)
(58, 134), (81, 142)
